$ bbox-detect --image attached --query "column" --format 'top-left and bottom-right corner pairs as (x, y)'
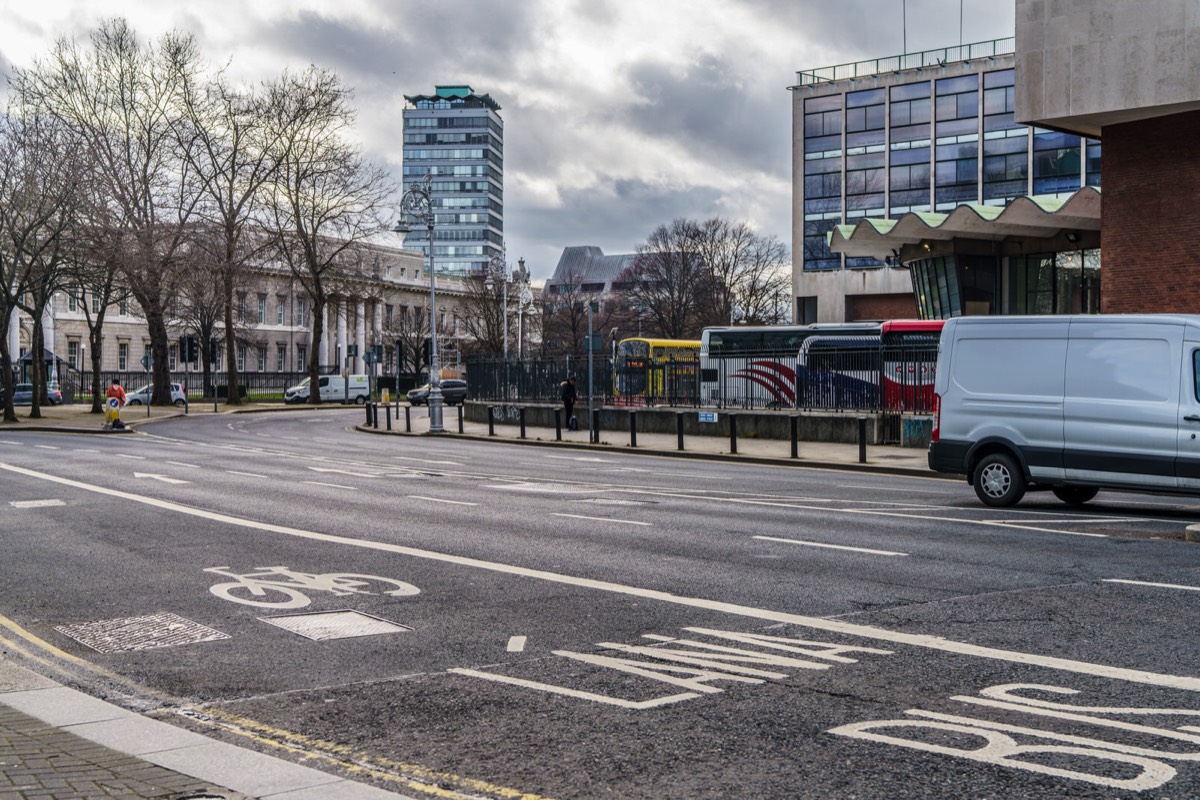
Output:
(336, 300), (348, 373)
(355, 300), (366, 375)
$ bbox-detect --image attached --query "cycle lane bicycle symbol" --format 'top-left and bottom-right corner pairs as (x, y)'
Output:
(205, 565), (420, 609)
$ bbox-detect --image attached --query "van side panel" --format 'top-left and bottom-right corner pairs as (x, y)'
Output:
(937, 320), (1068, 479)
(1063, 321), (1181, 488)
(1177, 345), (1200, 487)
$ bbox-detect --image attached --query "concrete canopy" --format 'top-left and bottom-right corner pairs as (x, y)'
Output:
(828, 186), (1101, 264)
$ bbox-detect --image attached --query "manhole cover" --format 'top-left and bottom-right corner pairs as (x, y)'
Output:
(260, 610), (412, 641)
(55, 612), (230, 654)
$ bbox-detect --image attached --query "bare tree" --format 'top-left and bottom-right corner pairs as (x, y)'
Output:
(733, 234), (791, 324)
(0, 111), (81, 422)
(624, 219), (710, 339)
(456, 274), (506, 357)
(260, 66), (396, 404)
(14, 18), (206, 406)
(178, 72), (281, 404)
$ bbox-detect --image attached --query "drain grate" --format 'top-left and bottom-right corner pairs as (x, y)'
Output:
(55, 612), (230, 654)
(259, 610), (412, 641)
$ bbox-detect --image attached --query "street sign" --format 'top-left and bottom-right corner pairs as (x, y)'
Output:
(698, 411), (719, 423)
(140, 354), (153, 371)
(363, 350), (378, 365)
(586, 333), (604, 353)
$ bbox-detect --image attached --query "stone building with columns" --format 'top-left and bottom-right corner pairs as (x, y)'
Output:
(6, 239), (474, 385)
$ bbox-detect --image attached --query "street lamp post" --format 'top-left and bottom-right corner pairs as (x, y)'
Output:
(486, 250), (509, 362)
(395, 173), (444, 433)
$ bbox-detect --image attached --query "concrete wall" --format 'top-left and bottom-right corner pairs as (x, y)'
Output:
(1016, 0), (1200, 137)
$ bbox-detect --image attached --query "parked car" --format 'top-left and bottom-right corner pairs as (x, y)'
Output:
(407, 379), (467, 406)
(12, 383), (32, 405)
(124, 382), (187, 406)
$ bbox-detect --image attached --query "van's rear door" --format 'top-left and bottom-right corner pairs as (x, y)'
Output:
(1064, 319), (1182, 490)
(1176, 338), (1200, 489)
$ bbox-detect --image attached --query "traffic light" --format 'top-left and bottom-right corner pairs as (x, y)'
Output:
(209, 338), (220, 362)
(179, 335), (198, 363)
(422, 338), (432, 367)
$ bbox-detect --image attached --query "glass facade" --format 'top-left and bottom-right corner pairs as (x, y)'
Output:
(799, 63), (1102, 273)
(402, 86), (504, 277)
(910, 250), (1101, 319)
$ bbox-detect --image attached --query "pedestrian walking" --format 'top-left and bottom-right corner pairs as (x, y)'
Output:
(560, 375), (578, 430)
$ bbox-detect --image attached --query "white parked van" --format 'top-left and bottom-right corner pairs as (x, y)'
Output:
(284, 374), (370, 405)
(929, 314), (1200, 507)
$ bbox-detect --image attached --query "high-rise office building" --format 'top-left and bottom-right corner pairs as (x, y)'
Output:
(790, 39), (1102, 323)
(402, 85), (504, 277)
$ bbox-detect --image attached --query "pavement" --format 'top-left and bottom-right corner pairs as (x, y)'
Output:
(0, 399), (934, 799)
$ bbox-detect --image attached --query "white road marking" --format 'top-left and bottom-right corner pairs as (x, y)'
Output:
(552, 512), (651, 527)
(227, 471), (267, 478)
(5, 461), (1199, 692)
(544, 454), (614, 463)
(73, 449), (98, 454)
(1103, 579), (1200, 593)
(34, 445), (59, 450)
(753, 536), (908, 557)
(309, 467), (379, 478)
(10, 499), (65, 508)
(408, 496), (477, 506)
(133, 472), (190, 485)
(0, 440), (20, 445)
(167, 461), (199, 469)
(507, 636), (527, 653)
(304, 481), (356, 490)
(837, 484), (956, 494)
(116, 454), (146, 460)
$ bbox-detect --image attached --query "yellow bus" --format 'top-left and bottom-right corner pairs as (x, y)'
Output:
(613, 337), (701, 404)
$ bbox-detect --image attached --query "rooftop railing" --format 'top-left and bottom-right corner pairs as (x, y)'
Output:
(792, 37), (1015, 87)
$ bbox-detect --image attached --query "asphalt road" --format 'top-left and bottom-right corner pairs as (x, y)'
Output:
(3, 409), (1200, 799)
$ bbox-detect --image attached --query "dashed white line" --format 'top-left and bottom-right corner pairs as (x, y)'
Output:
(407, 496), (477, 506)
(34, 445), (60, 450)
(1103, 578), (1200, 593)
(228, 471), (267, 479)
(116, 454), (146, 460)
(552, 512), (650, 526)
(303, 481), (356, 490)
(507, 636), (527, 653)
(168, 461), (200, 469)
(753, 535), (908, 557)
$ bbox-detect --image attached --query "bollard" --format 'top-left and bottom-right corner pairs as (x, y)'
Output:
(519, 407), (527, 439)
(365, 402), (372, 426)
(677, 413), (685, 451)
(790, 415), (799, 459)
(729, 413), (738, 455)
(458, 405), (464, 433)
(488, 406), (496, 436)
(555, 408), (562, 441)
(858, 416), (867, 463)
(405, 405), (411, 433)
(591, 409), (600, 444)
(386, 404), (392, 431)
(629, 411), (637, 447)
(372, 403), (379, 429)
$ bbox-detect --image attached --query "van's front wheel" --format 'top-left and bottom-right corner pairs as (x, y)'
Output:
(973, 453), (1026, 507)
(1052, 486), (1099, 505)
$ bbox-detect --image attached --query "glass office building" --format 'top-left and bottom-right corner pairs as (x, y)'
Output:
(791, 40), (1102, 322)
(402, 85), (504, 277)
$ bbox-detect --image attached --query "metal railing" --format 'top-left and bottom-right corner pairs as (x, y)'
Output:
(792, 37), (1015, 86)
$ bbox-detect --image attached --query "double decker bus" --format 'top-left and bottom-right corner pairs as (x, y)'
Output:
(698, 323), (881, 409)
(880, 319), (945, 413)
(613, 337), (701, 405)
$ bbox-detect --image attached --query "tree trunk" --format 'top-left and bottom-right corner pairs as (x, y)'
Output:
(307, 295), (325, 405)
(222, 269), (244, 405)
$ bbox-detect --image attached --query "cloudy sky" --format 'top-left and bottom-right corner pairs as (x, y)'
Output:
(0, 0), (1015, 283)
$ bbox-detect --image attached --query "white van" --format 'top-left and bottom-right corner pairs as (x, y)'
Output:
(929, 314), (1200, 507)
(284, 374), (370, 405)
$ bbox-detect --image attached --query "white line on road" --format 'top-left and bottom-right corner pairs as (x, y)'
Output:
(228, 471), (267, 478)
(837, 484), (956, 494)
(73, 450), (98, 454)
(408, 495), (477, 506)
(507, 636), (527, 652)
(304, 481), (356, 490)
(552, 512), (651, 526)
(10, 499), (65, 508)
(115, 454), (145, 460)
(0, 440), (20, 445)
(167, 461), (199, 469)
(1103, 578), (1200, 593)
(5, 461), (1198, 693)
(753, 535), (908, 557)
(34, 445), (60, 450)
(133, 472), (190, 485)
(308, 467), (379, 478)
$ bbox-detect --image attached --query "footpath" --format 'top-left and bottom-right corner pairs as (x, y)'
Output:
(0, 400), (935, 798)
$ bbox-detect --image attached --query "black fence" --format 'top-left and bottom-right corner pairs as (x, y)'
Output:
(468, 344), (937, 414)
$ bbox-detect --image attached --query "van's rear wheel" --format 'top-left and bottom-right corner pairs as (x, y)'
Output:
(1053, 486), (1099, 505)
(355, 395), (366, 405)
(973, 453), (1026, 507)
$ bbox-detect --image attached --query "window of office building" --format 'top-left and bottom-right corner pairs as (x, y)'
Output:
(277, 344), (287, 372)
(1010, 249), (1100, 314)
(889, 81), (930, 144)
(934, 75), (979, 209)
(803, 219), (841, 271)
(257, 345), (267, 372)
(296, 297), (306, 327)
(257, 294), (267, 324)
(910, 257), (962, 320)
(237, 344), (246, 373)
(1032, 129), (1082, 195)
(889, 145), (930, 213)
(276, 295), (286, 325)
(169, 345), (177, 371)
(297, 345), (307, 372)
(981, 69), (1027, 203)
(845, 87), (885, 148)
(68, 340), (79, 369)
(1086, 140), (1102, 186)
(118, 342), (128, 371)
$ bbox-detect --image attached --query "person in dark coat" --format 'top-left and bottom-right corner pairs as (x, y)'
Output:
(560, 375), (578, 429)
